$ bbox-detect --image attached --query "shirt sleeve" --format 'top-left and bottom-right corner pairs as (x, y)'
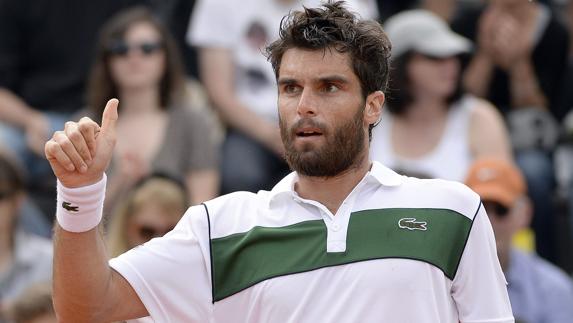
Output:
(109, 205), (213, 322)
(452, 203), (515, 323)
(186, 0), (236, 48)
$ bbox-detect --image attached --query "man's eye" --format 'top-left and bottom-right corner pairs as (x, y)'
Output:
(284, 84), (300, 94)
(324, 84), (339, 93)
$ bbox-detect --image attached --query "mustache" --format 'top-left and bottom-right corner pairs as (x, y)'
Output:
(289, 118), (327, 135)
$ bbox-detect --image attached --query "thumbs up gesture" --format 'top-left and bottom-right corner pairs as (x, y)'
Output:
(45, 99), (119, 188)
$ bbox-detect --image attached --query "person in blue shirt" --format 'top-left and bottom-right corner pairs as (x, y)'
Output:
(466, 157), (573, 323)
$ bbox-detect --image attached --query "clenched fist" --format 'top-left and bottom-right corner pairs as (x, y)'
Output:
(45, 99), (119, 188)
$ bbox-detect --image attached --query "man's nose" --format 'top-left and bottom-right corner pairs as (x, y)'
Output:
(296, 88), (318, 117)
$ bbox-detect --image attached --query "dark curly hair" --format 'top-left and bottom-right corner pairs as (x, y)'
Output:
(265, 1), (391, 139)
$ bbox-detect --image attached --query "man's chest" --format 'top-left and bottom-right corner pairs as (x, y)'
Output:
(211, 259), (457, 323)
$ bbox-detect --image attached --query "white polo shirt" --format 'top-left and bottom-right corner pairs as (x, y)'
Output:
(109, 161), (514, 323)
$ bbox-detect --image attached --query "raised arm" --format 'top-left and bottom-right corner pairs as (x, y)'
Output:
(45, 99), (147, 322)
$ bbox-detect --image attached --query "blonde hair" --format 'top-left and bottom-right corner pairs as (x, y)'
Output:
(107, 175), (188, 257)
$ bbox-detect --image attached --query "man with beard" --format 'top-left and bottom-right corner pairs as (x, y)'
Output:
(44, 2), (513, 322)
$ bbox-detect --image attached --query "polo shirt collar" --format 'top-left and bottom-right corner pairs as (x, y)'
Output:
(368, 160), (404, 187)
(268, 161), (403, 206)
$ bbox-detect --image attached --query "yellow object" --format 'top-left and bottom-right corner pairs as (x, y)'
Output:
(513, 228), (535, 253)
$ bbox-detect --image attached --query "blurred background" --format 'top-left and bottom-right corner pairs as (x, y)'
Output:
(0, 0), (572, 322)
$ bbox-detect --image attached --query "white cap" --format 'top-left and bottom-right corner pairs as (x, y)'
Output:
(384, 10), (472, 58)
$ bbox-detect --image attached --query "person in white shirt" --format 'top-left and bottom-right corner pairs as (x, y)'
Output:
(44, 2), (514, 322)
(370, 10), (512, 182)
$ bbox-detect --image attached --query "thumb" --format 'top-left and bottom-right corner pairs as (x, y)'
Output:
(101, 98), (119, 137)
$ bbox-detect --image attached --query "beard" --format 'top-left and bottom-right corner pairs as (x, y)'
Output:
(279, 106), (366, 178)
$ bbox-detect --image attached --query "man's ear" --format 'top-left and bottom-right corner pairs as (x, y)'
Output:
(364, 91), (384, 126)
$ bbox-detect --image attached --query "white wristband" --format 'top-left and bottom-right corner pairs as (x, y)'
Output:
(56, 174), (107, 232)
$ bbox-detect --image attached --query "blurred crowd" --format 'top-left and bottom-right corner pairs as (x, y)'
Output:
(0, 0), (572, 322)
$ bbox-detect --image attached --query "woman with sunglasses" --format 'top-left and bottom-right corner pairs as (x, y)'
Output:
(107, 173), (187, 258)
(370, 10), (512, 182)
(83, 7), (220, 212)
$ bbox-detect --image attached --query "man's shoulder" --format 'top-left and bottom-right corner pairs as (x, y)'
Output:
(402, 176), (474, 193)
(205, 190), (269, 210)
(391, 176), (481, 220)
(202, 189), (273, 229)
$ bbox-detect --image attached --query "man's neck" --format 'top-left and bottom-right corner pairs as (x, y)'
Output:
(294, 153), (371, 215)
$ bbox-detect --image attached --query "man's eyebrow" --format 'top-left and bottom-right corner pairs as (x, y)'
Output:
(278, 75), (349, 85)
(277, 78), (297, 86)
(317, 75), (349, 84)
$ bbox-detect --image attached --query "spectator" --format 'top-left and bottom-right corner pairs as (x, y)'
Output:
(453, 0), (569, 116)
(0, 151), (52, 307)
(3, 283), (55, 323)
(187, 0), (377, 194)
(107, 173), (188, 257)
(0, 0), (147, 218)
(83, 6), (220, 211)
(370, 10), (512, 182)
(465, 157), (573, 323)
(451, 0), (569, 263)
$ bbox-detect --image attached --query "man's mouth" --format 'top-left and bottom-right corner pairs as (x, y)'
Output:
(295, 128), (323, 137)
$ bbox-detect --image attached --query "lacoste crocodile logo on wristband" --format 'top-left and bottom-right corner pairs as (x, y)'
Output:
(398, 218), (427, 231)
(62, 201), (79, 212)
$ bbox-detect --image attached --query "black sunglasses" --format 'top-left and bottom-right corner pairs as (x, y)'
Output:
(107, 40), (163, 57)
(483, 201), (510, 218)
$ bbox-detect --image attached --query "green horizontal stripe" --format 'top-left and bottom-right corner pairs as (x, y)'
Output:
(211, 208), (473, 302)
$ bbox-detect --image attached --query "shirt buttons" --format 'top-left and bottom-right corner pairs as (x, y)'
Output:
(332, 223), (340, 231)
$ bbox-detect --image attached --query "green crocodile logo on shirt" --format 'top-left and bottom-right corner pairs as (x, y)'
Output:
(398, 218), (427, 231)
(62, 201), (79, 212)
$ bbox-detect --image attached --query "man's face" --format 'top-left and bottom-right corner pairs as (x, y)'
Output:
(277, 48), (374, 177)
